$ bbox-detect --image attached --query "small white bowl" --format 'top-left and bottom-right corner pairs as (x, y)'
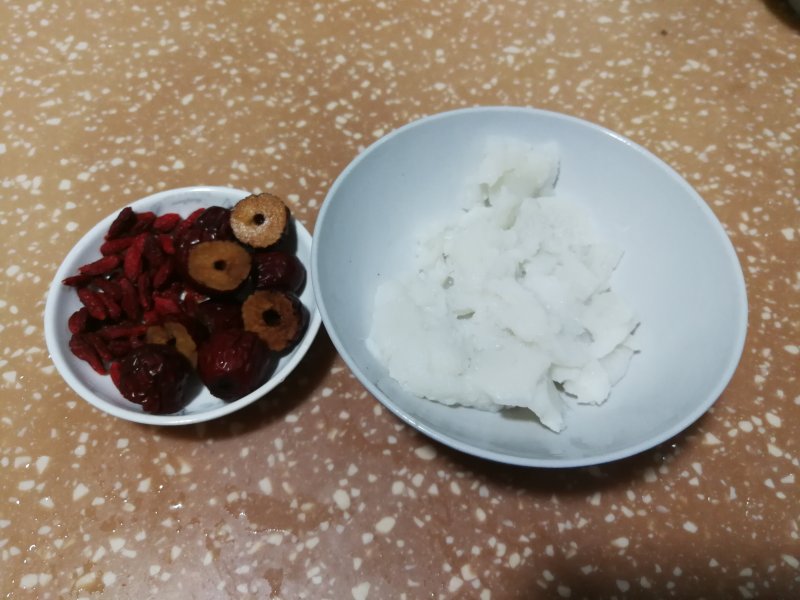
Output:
(45, 186), (321, 426)
(312, 107), (748, 467)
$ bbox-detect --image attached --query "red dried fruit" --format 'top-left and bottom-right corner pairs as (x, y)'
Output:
(124, 234), (147, 281)
(96, 291), (122, 320)
(152, 257), (174, 290)
(142, 310), (160, 325)
(69, 334), (107, 375)
(142, 234), (164, 268)
(136, 272), (152, 310)
(87, 332), (113, 363)
(97, 323), (148, 340)
(242, 290), (307, 353)
(153, 296), (182, 317)
(252, 251), (305, 293)
(230, 193), (288, 249)
(186, 241), (252, 294)
(146, 318), (205, 367)
(78, 255), (121, 276)
(115, 344), (192, 414)
(62, 273), (95, 287)
(68, 307), (91, 335)
(194, 206), (234, 240)
(130, 211), (156, 235)
(109, 361), (122, 388)
(77, 288), (108, 321)
(196, 330), (274, 401)
(118, 278), (140, 320)
(152, 213), (181, 233)
(100, 236), (135, 256)
(157, 234), (175, 255)
(92, 279), (122, 301)
(107, 339), (133, 358)
(192, 300), (244, 334)
(106, 207), (137, 240)
(173, 207), (205, 239)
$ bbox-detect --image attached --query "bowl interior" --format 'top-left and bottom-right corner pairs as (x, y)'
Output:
(45, 186), (321, 425)
(313, 107), (747, 466)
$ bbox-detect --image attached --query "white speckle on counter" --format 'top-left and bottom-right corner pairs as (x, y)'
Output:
(352, 582), (370, 600)
(611, 537), (629, 548)
(109, 537), (125, 552)
(448, 576), (463, 592)
(414, 445), (436, 460)
(375, 516), (396, 534)
(333, 489), (351, 510)
(683, 521), (698, 533)
(73, 483), (89, 501)
(258, 477), (273, 495)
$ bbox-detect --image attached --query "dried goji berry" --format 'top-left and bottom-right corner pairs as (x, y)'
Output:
(92, 279), (122, 301)
(143, 234), (164, 268)
(124, 234), (147, 281)
(78, 255), (121, 276)
(136, 272), (152, 309)
(87, 332), (114, 363)
(100, 237), (135, 256)
(106, 207), (137, 240)
(173, 208), (204, 238)
(68, 307), (91, 334)
(69, 334), (107, 375)
(96, 291), (122, 320)
(152, 258), (174, 290)
(62, 273), (95, 287)
(131, 211), (157, 234)
(109, 361), (122, 388)
(153, 213), (181, 233)
(157, 234), (175, 255)
(118, 278), (140, 320)
(77, 288), (108, 320)
(97, 323), (148, 340)
(107, 339), (133, 358)
(142, 310), (160, 325)
(153, 296), (182, 317)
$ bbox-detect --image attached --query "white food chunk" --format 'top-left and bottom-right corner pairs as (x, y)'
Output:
(367, 138), (640, 433)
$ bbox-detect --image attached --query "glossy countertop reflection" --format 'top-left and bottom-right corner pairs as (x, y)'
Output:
(2, 0), (799, 598)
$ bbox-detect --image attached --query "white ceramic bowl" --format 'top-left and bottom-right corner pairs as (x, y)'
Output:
(312, 107), (748, 467)
(45, 186), (321, 425)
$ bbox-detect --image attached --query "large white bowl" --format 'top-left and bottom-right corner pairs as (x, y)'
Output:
(45, 186), (321, 426)
(312, 107), (748, 467)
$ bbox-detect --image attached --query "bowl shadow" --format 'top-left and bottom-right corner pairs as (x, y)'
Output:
(153, 327), (338, 440)
(762, 0), (800, 30)
(419, 409), (715, 497)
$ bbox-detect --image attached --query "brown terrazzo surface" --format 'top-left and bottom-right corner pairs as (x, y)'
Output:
(2, 0), (799, 598)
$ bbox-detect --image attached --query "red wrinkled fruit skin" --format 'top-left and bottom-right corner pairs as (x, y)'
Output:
(115, 344), (193, 414)
(252, 251), (305, 293)
(197, 330), (274, 402)
(192, 300), (244, 334)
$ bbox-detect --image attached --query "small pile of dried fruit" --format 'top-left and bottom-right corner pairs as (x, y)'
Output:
(63, 192), (308, 414)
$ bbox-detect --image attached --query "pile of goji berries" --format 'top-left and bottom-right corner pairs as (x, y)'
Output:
(64, 206), (209, 376)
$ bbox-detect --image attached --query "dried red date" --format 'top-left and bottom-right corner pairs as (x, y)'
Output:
(118, 278), (140, 320)
(136, 272), (152, 310)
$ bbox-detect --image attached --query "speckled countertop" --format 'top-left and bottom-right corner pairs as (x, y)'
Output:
(2, 0), (799, 598)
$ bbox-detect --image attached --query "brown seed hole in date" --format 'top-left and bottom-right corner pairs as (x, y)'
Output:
(213, 260), (226, 271)
(262, 309), (281, 327)
(252, 213), (265, 226)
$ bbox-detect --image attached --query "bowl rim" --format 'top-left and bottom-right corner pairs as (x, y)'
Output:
(44, 185), (322, 426)
(311, 106), (749, 467)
